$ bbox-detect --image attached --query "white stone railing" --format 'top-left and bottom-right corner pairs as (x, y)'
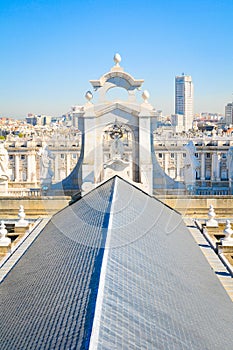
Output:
(196, 189), (229, 195)
(2, 189), (41, 197)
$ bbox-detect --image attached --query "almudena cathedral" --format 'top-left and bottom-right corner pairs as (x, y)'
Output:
(1, 55), (233, 350)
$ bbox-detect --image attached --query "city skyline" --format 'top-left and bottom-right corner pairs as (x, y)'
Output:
(1, 0), (233, 119)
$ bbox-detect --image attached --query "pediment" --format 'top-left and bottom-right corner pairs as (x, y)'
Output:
(95, 102), (140, 118)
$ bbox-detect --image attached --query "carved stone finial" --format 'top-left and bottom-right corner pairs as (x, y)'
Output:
(85, 91), (93, 102)
(223, 220), (233, 241)
(113, 53), (121, 67)
(208, 204), (215, 219)
(0, 220), (11, 246)
(206, 204), (218, 227)
(16, 205), (29, 227)
(142, 90), (150, 103)
(0, 221), (7, 238)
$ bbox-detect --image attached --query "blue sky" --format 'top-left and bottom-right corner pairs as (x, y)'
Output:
(1, 0), (233, 118)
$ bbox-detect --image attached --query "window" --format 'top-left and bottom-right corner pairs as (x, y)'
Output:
(9, 155), (14, 160)
(205, 168), (211, 180)
(183, 153), (186, 158)
(221, 169), (228, 180)
(61, 154), (65, 159)
(171, 153), (175, 159)
(158, 153), (163, 158)
(21, 155), (25, 160)
(206, 153), (210, 159)
(195, 153), (199, 158)
(72, 154), (77, 159)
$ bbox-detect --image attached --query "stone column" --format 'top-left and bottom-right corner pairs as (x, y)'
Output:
(27, 154), (32, 182)
(216, 153), (221, 181)
(164, 153), (169, 174)
(211, 153), (217, 181)
(201, 153), (205, 181)
(176, 152), (181, 181)
(54, 154), (59, 182)
(15, 154), (20, 182)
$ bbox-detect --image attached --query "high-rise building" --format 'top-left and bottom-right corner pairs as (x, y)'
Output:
(225, 102), (233, 126)
(175, 74), (194, 132)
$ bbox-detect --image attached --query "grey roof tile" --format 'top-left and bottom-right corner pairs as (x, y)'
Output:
(1, 176), (233, 350)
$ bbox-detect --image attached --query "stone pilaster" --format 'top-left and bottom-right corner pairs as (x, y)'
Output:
(216, 153), (221, 181)
(201, 153), (205, 181)
(176, 153), (181, 181)
(54, 154), (59, 181)
(27, 154), (32, 181)
(211, 153), (217, 181)
(15, 154), (20, 181)
(164, 153), (169, 174)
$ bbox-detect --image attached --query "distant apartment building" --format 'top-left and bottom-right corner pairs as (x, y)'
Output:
(26, 114), (52, 126)
(225, 103), (233, 125)
(171, 114), (184, 133)
(175, 75), (193, 132)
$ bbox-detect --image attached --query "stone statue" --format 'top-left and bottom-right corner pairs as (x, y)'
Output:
(103, 121), (129, 181)
(227, 147), (233, 180)
(0, 142), (9, 182)
(110, 131), (124, 160)
(109, 121), (126, 161)
(37, 142), (55, 185)
(183, 141), (200, 190)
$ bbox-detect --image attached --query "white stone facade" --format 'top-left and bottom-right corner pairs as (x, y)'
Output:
(154, 135), (233, 194)
(4, 129), (81, 190)
(4, 126), (232, 195)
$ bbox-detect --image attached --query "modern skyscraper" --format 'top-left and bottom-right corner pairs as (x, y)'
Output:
(225, 102), (233, 125)
(175, 74), (194, 132)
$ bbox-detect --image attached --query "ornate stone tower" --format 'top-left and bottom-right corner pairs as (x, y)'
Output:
(73, 54), (156, 195)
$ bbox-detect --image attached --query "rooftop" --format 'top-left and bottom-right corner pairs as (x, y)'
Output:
(1, 176), (233, 349)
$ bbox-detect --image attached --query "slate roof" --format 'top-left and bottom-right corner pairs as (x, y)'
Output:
(1, 176), (233, 350)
